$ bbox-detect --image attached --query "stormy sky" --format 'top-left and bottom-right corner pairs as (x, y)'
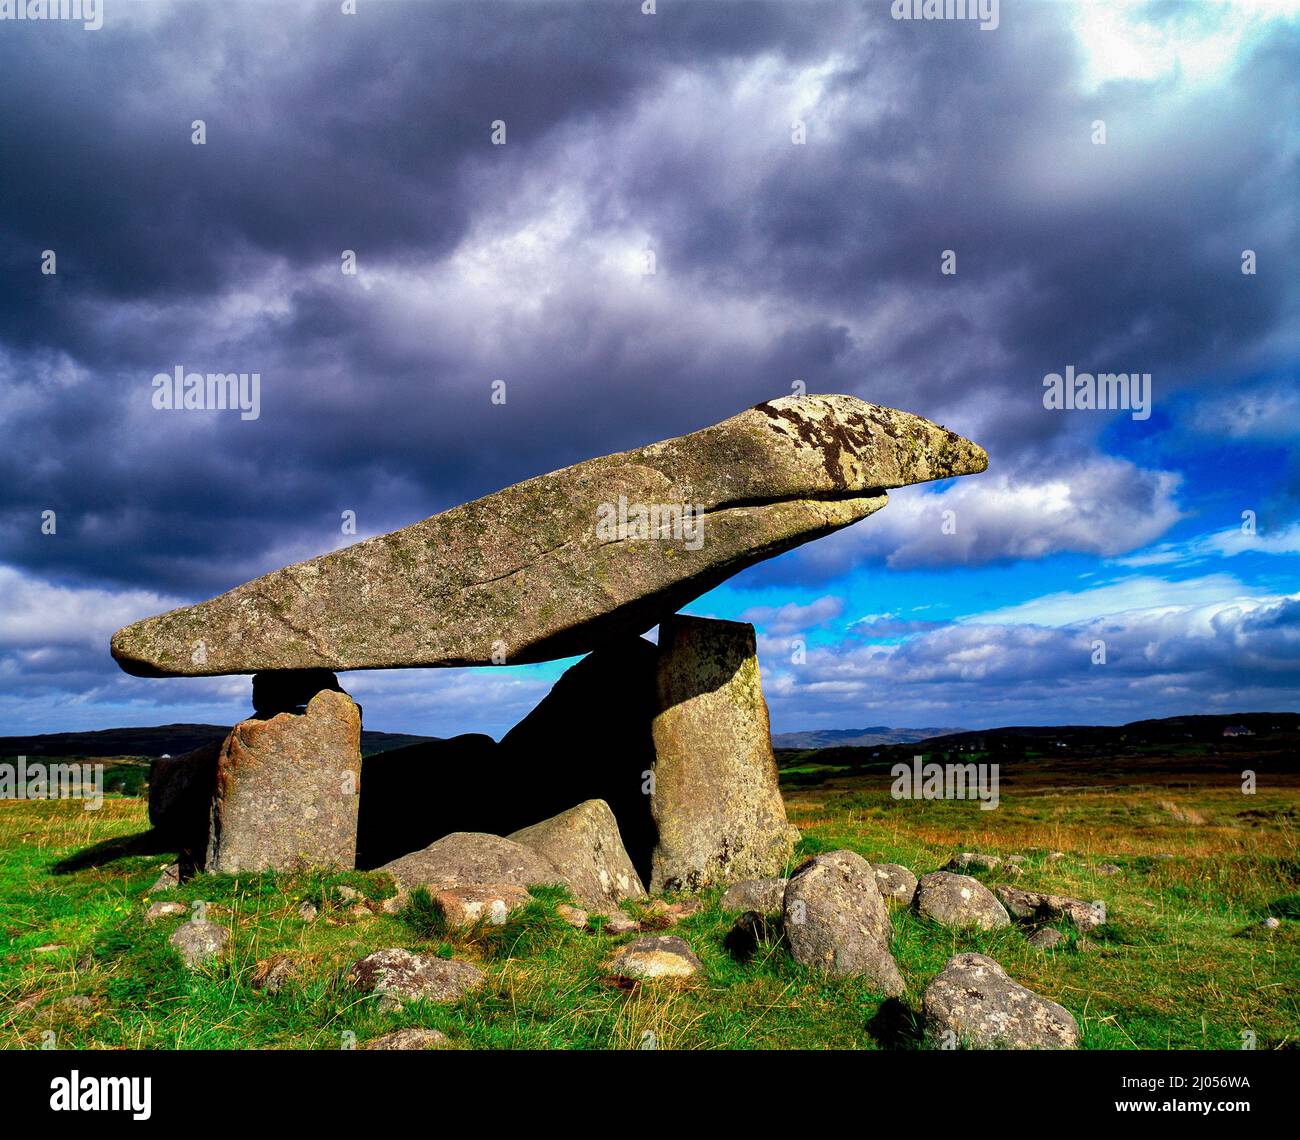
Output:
(1, 0), (1297, 738)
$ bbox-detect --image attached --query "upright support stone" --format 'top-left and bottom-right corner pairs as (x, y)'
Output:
(649, 615), (797, 893)
(207, 683), (362, 873)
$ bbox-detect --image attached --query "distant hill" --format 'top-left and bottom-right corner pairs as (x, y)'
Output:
(772, 725), (964, 749)
(0, 723), (436, 759)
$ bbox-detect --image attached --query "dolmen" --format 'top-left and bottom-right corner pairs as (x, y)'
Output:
(114, 394), (987, 894)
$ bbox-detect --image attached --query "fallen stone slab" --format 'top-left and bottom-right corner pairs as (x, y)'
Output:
(914, 871), (1010, 930)
(110, 395), (986, 677)
(923, 953), (1080, 1049)
(783, 850), (904, 995)
(605, 935), (702, 982)
(871, 862), (918, 905)
(206, 688), (362, 874)
(381, 832), (567, 893)
(994, 885), (1105, 932)
(720, 877), (788, 914)
(507, 799), (645, 909)
(650, 615), (797, 892)
(346, 948), (485, 1010)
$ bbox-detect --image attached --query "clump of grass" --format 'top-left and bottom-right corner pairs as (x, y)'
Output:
(398, 887), (450, 939)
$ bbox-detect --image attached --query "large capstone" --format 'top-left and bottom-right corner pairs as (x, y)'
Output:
(649, 615), (796, 893)
(206, 687), (362, 873)
(110, 396), (987, 677)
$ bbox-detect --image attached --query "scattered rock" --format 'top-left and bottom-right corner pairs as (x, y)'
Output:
(650, 615), (797, 893)
(605, 935), (702, 982)
(169, 920), (230, 968)
(1026, 927), (1066, 951)
(57, 995), (96, 1012)
(1046, 851), (1066, 862)
(1006, 854), (1026, 865)
(871, 863), (918, 905)
(720, 877), (788, 914)
(110, 395), (987, 677)
(298, 901), (319, 922)
(556, 904), (589, 929)
(1263, 916), (1282, 930)
(1095, 863), (1122, 876)
(783, 850), (904, 995)
(381, 832), (566, 894)
(336, 885), (363, 903)
(923, 953), (1080, 1050)
(251, 955), (298, 993)
(365, 1027), (450, 1051)
(144, 901), (188, 923)
(640, 898), (702, 927)
(914, 872), (1010, 930)
(346, 949), (485, 1011)
(425, 885), (532, 927)
(994, 886), (1105, 932)
(945, 852), (1001, 873)
(1002, 864), (1025, 878)
(595, 910), (639, 935)
(507, 799), (645, 909)
(147, 863), (182, 894)
(206, 687), (362, 874)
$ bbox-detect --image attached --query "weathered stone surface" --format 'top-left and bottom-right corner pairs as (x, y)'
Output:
(650, 616), (796, 892)
(507, 799), (645, 909)
(914, 872), (1011, 930)
(871, 862), (919, 905)
(169, 920), (229, 968)
(111, 396), (987, 677)
(556, 904), (589, 929)
(605, 935), (702, 981)
(147, 863), (182, 893)
(365, 1027), (450, 1051)
(995, 886), (1105, 932)
(923, 953), (1080, 1049)
(1096, 863), (1122, 876)
(1026, 927), (1066, 951)
(381, 832), (566, 893)
(783, 850), (904, 995)
(720, 877), (788, 914)
(426, 884), (531, 927)
(206, 689), (362, 874)
(148, 742), (218, 858)
(346, 948), (485, 1010)
(598, 910), (639, 934)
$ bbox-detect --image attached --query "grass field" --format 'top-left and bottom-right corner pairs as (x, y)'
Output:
(1, 751), (1296, 1050)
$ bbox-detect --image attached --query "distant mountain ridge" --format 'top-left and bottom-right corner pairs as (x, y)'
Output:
(772, 725), (964, 749)
(0, 723), (435, 759)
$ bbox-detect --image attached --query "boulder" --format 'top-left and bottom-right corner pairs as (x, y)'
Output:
(365, 1028), (450, 1051)
(346, 948), (485, 1010)
(782, 850), (904, 995)
(720, 877), (788, 914)
(914, 872), (1010, 930)
(871, 862), (918, 905)
(1026, 927), (1066, 951)
(169, 920), (229, 968)
(381, 832), (566, 893)
(206, 687), (362, 874)
(945, 852), (1001, 873)
(994, 886), (1105, 932)
(110, 395), (987, 677)
(923, 953), (1080, 1049)
(507, 799), (645, 909)
(605, 935), (702, 981)
(649, 616), (796, 892)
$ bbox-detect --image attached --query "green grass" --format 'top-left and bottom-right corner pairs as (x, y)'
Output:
(1, 761), (1296, 1050)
